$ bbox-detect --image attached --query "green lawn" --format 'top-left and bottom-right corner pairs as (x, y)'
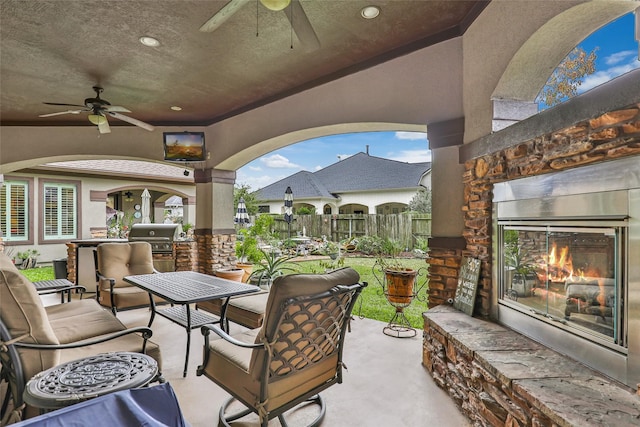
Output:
(19, 266), (55, 282)
(291, 257), (429, 328)
(19, 258), (430, 328)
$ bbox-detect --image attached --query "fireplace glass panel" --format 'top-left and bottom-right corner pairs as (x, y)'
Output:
(500, 225), (623, 343)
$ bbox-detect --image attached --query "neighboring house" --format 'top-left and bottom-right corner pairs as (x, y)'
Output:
(0, 160), (196, 263)
(253, 152), (431, 215)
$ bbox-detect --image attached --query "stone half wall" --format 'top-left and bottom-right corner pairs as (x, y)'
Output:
(423, 305), (640, 427)
(194, 232), (238, 275)
(427, 104), (640, 316)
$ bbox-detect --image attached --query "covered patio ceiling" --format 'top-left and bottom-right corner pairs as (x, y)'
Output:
(0, 0), (487, 129)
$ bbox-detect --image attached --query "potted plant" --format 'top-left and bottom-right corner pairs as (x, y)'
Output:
(181, 223), (194, 239)
(505, 243), (537, 297)
(372, 239), (419, 305)
(322, 240), (340, 260)
(17, 249), (39, 269)
(235, 214), (277, 282)
(214, 267), (246, 282)
(248, 249), (298, 289)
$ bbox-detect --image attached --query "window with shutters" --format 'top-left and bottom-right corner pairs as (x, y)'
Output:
(0, 180), (28, 241)
(43, 182), (77, 240)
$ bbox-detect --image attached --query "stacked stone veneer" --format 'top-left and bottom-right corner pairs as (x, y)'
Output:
(195, 232), (238, 275)
(175, 240), (198, 271)
(427, 247), (463, 306)
(427, 105), (640, 316)
(424, 305), (640, 427)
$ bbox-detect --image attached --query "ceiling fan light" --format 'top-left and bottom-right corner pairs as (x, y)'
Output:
(259, 0), (291, 11)
(88, 114), (107, 125)
(139, 36), (160, 47)
(360, 6), (380, 19)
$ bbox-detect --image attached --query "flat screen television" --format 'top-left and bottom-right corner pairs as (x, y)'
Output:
(163, 132), (206, 162)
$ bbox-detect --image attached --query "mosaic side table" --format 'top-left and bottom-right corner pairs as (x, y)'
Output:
(23, 352), (158, 411)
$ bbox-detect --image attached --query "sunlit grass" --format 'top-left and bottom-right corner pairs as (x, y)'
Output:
(20, 266), (55, 282)
(293, 257), (429, 328)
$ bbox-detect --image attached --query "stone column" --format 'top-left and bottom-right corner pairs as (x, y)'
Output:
(193, 168), (237, 275)
(426, 118), (467, 308)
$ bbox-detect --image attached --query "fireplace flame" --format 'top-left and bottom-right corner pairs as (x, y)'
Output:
(545, 243), (574, 282)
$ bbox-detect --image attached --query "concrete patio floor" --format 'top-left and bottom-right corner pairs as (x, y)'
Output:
(112, 304), (470, 427)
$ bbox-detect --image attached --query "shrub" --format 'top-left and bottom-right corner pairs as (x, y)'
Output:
(356, 235), (385, 255)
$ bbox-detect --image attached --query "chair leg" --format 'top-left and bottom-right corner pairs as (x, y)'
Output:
(218, 395), (326, 427)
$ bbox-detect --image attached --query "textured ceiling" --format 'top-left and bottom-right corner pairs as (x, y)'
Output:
(0, 0), (487, 129)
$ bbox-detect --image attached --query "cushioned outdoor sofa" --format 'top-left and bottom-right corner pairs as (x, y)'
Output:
(0, 252), (162, 423)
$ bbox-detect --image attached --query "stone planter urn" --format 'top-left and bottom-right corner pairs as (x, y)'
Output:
(236, 262), (253, 283)
(214, 268), (245, 282)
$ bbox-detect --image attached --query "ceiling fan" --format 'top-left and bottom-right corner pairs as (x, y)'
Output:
(39, 86), (155, 134)
(199, 0), (320, 51)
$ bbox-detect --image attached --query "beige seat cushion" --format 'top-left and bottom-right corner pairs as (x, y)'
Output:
(0, 253), (59, 382)
(47, 299), (132, 343)
(197, 290), (269, 329)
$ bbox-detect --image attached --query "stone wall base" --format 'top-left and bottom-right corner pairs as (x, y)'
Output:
(423, 305), (640, 427)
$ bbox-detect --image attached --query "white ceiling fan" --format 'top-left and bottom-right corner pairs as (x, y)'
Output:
(199, 0), (320, 51)
(39, 86), (155, 134)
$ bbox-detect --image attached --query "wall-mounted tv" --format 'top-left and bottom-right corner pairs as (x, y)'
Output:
(163, 132), (206, 162)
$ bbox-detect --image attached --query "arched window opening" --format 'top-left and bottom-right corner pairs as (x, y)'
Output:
(537, 12), (639, 110)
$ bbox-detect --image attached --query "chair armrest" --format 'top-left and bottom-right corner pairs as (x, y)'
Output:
(200, 324), (263, 349)
(197, 324), (262, 376)
(10, 326), (153, 350)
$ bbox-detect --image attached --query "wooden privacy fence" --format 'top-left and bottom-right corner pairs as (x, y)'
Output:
(256, 214), (431, 250)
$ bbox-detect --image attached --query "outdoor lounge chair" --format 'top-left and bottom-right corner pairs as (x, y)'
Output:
(196, 267), (366, 427)
(95, 242), (165, 315)
(0, 252), (162, 423)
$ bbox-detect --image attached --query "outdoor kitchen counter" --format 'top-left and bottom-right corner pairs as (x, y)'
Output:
(423, 305), (640, 427)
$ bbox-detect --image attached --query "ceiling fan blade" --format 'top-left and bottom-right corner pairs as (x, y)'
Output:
(39, 110), (84, 117)
(199, 0), (250, 32)
(108, 112), (155, 131)
(104, 105), (131, 113)
(286, 0), (320, 51)
(44, 102), (87, 108)
(98, 117), (111, 134)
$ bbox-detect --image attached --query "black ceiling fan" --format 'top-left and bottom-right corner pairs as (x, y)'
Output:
(39, 86), (155, 134)
(199, 0), (320, 51)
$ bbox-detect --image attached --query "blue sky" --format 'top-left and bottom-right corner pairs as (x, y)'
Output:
(236, 12), (638, 191)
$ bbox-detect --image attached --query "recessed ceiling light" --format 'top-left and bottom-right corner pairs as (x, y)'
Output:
(139, 36), (160, 47)
(170, 106), (182, 111)
(360, 6), (380, 19)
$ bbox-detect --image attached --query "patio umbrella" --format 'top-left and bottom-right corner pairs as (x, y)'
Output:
(141, 189), (151, 223)
(284, 186), (293, 239)
(234, 197), (250, 227)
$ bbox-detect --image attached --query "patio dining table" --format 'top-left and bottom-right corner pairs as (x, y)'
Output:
(124, 271), (259, 377)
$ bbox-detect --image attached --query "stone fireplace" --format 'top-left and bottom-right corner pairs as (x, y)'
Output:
(460, 104), (640, 388)
(422, 73), (640, 424)
(424, 71), (640, 394)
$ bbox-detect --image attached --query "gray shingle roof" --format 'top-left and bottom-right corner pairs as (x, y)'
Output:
(254, 152), (430, 201)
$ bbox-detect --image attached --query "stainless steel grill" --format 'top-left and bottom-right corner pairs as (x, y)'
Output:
(128, 224), (180, 254)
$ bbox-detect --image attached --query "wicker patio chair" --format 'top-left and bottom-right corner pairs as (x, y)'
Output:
(196, 267), (366, 427)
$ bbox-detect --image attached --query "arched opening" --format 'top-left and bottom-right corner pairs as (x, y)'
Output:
(339, 204), (368, 215)
(491, 4), (638, 131)
(376, 203), (408, 215)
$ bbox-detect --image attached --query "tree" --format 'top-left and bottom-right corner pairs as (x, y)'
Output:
(408, 188), (431, 213)
(234, 184), (259, 216)
(537, 47), (597, 107)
